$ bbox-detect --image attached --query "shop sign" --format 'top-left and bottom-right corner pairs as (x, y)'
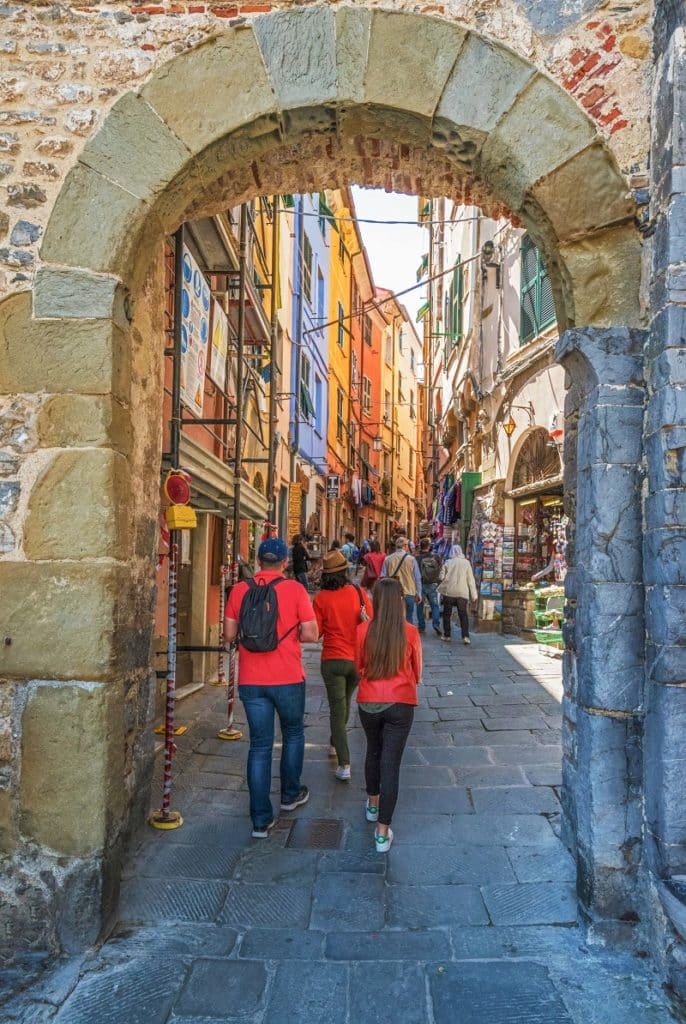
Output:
(288, 481), (302, 538)
(326, 475), (340, 500)
(180, 245), (210, 418)
(209, 297), (232, 395)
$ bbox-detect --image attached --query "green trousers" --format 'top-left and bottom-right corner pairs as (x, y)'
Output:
(321, 659), (358, 767)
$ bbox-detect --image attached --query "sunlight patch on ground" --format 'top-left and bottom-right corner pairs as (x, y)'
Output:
(502, 643), (563, 703)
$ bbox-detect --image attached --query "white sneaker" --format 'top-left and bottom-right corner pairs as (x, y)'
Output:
(329, 745), (337, 758)
(374, 828), (393, 853)
(335, 765), (351, 781)
(251, 820), (276, 839)
(365, 801), (379, 822)
(463, 637), (471, 645)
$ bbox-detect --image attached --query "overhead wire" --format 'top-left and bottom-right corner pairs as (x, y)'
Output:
(279, 208), (482, 227)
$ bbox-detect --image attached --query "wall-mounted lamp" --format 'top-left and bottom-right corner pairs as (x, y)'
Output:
(502, 415), (517, 437)
(372, 436), (383, 452)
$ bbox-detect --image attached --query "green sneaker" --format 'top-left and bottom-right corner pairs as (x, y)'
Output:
(374, 828), (393, 853)
(365, 801), (379, 822)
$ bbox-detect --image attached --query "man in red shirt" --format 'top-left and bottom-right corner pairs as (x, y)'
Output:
(225, 537), (318, 837)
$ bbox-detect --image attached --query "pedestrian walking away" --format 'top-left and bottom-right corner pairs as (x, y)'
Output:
(415, 537), (443, 636)
(291, 533), (311, 590)
(340, 532), (359, 573)
(359, 539), (386, 593)
(380, 535), (423, 625)
(224, 537), (318, 837)
(355, 578), (422, 853)
(313, 549), (372, 781)
(437, 543), (477, 643)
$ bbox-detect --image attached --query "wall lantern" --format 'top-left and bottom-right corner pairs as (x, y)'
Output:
(372, 435), (383, 451)
(502, 415), (517, 437)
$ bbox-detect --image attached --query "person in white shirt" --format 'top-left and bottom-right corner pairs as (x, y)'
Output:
(437, 545), (477, 644)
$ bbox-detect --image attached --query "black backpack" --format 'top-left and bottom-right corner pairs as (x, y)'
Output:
(238, 578), (295, 653)
(419, 553), (441, 584)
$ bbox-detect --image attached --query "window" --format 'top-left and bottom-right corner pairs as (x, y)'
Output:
(339, 235), (346, 263)
(444, 257), (464, 364)
(351, 350), (358, 389)
(410, 348), (415, 373)
(410, 388), (416, 419)
(299, 352), (314, 420)
(352, 279), (359, 315)
(398, 327), (404, 353)
(318, 193), (327, 238)
(362, 375), (372, 415)
(314, 375), (323, 435)
(384, 389), (391, 423)
(397, 371), (404, 404)
(396, 434), (401, 459)
(317, 268), (325, 324)
(336, 387), (344, 442)
(302, 234), (313, 305)
(520, 235), (556, 345)
(384, 332), (392, 365)
(383, 453), (390, 477)
(408, 448), (414, 479)
(349, 420), (356, 468)
(360, 440), (370, 481)
(337, 301), (345, 349)
(363, 314), (372, 347)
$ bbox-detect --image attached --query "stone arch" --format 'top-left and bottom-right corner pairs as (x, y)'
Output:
(506, 425), (562, 492)
(0, 5), (649, 955)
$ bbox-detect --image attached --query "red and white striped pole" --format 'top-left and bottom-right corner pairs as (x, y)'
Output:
(218, 555), (242, 741)
(149, 534), (184, 829)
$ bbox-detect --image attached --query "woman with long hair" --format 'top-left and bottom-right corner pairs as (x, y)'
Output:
(313, 549), (372, 781)
(355, 578), (422, 852)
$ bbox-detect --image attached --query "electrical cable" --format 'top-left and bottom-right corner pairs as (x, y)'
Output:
(303, 248), (484, 337)
(278, 207), (481, 227)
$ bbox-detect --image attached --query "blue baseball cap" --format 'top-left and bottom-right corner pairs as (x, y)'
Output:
(258, 537), (288, 563)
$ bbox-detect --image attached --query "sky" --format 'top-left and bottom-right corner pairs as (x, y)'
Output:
(350, 187), (427, 325)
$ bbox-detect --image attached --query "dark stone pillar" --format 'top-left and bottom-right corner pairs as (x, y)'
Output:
(644, 5), (686, 999)
(555, 326), (646, 937)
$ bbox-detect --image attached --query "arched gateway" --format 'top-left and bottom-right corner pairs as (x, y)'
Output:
(0, 4), (681, 984)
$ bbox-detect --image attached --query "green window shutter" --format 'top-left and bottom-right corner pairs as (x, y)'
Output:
(282, 194), (295, 208)
(539, 266), (556, 332)
(451, 257), (462, 346)
(520, 236), (540, 345)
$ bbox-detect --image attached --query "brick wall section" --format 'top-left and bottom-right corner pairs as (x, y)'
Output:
(0, 0), (651, 295)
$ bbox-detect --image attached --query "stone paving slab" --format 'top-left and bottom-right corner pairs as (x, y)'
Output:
(349, 962), (430, 1023)
(429, 961), (573, 1023)
(217, 883), (312, 928)
(471, 785), (560, 814)
(53, 957), (189, 1024)
(238, 928), (326, 961)
(387, 883), (489, 927)
(386, 843), (516, 886)
(118, 878), (229, 924)
(310, 872), (385, 931)
(264, 962), (348, 1024)
(325, 929), (451, 961)
(174, 959), (267, 1018)
(481, 882), (577, 926)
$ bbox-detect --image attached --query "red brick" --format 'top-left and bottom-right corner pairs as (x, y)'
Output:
(570, 49), (587, 66)
(141, 43), (157, 50)
(601, 34), (617, 53)
(239, 3), (272, 11)
(214, 5), (238, 15)
(581, 84), (605, 108)
(187, 3), (205, 10)
(610, 118), (628, 134)
(133, 4), (165, 13)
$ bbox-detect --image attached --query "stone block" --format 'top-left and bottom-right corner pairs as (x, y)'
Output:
(265, 962), (347, 1024)
(577, 403), (643, 468)
(33, 267), (129, 327)
(24, 449), (131, 560)
(335, 7), (371, 104)
(174, 959), (267, 1018)
(646, 385), (686, 436)
(254, 8), (336, 110)
(0, 787), (15, 854)
(310, 872), (384, 931)
(574, 707), (642, 880)
(532, 142), (634, 242)
(437, 33), (533, 141)
(644, 681), (686, 874)
(37, 395), (132, 454)
(645, 641), (686, 686)
(649, 348), (686, 392)
(644, 487), (686, 532)
(327, 929), (449, 961)
(429, 961), (572, 1024)
(364, 11), (466, 118)
(349, 964), (429, 1024)
(0, 562), (121, 680)
(556, 325), (645, 390)
(643, 528), (686, 585)
(647, 303), (686, 360)
(79, 92), (192, 203)
(575, 613), (644, 712)
(57, 859), (105, 952)
(20, 682), (110, 856)
(480, 73), (596, 212)
(0, 292), (130, 399)
(40, 162), (154, 280)
(645, 585), (686, 646)
(141, 29), (277, 154)
(645, 425), (686, 493)
(239, 928), (325, 961)
(387, 883), (488, 928)
(576, 464), (643, 584)
(560, 224), (642, 329)
(481, 881), (576, 926)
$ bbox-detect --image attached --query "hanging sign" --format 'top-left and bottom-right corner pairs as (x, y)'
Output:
(288, 482), (302, 539)
(180, 245), (210, 418)
(209, 297), (231, 394)
(326, 475), (340, 500)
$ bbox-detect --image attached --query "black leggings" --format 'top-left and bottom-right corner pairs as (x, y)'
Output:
(359, 703), (414, 826)
(442, 596), (470, 638)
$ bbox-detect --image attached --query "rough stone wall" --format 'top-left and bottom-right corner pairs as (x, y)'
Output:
(641, 0), (686, 1000)
(0, 0), (652, 297)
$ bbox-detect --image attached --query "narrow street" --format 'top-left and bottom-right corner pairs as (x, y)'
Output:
(5, 633), (677, 1024)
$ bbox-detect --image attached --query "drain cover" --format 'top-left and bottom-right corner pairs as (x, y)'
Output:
(286, 818), (344, 850)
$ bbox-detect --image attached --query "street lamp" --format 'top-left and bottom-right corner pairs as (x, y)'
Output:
(503, 415), (517, 437)
(372, 435), (383, 451)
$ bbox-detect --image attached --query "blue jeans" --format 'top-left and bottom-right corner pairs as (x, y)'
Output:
(418, 582), (441, 632)
(404, 595), (418, 624)
(239, 682), (305, 829)
(295, 572), (309, 590)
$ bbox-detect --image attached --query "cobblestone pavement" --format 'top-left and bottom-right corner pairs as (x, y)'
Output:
(3, 633), (681, 1023)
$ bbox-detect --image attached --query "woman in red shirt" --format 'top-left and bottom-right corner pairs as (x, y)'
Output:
(360, 539), (386, 592)
(313, 549), (372, 781)
(355, 578), (422, 852)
